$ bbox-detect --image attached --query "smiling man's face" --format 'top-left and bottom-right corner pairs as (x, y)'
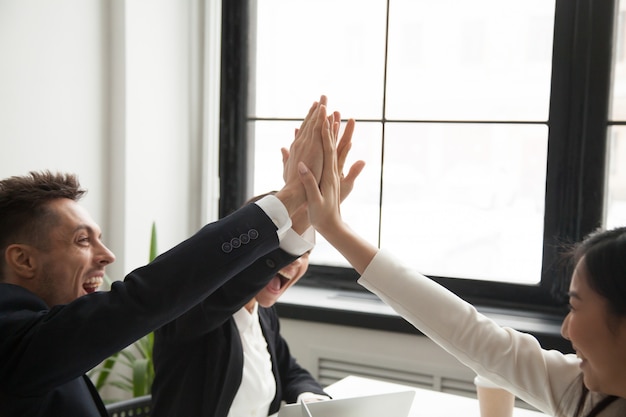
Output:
(28, 198), (116, 307)
(254, 252), (310, 308)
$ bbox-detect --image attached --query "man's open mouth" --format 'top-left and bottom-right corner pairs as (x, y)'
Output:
(277, 272), (292, 288)
(267, 272), (292, 292)
(83, 276), (103, 294)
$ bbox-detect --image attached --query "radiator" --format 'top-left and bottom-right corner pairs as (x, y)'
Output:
(317, 357), (477, 397)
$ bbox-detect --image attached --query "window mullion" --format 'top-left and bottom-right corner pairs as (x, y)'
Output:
(542, 0), (615, 292)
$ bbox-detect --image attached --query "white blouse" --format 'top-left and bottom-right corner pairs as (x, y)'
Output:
(228, 303), (276, 417)
(358, 250), (626, 416)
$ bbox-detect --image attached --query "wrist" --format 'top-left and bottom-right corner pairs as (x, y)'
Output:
(314, 215), (345, 240)
(290, 204), (310, 235)
(274, 183), (306, 216)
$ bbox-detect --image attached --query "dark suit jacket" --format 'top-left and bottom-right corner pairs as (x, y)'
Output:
(152, 301), (326, 417)
(0, 204), (293, 417)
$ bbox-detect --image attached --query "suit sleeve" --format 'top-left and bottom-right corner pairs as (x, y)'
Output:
(153, 247), (299, 343)
(154, 195), (315, 343)
(0, 204), (282, 396)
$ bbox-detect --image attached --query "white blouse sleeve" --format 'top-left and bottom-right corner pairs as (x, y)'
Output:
(357, 250), (582, 416)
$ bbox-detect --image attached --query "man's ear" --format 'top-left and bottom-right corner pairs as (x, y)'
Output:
(5, 244), (38, 280)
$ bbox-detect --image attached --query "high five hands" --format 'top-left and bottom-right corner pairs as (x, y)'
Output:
(297, 102), (346, 236)
(297, 97), (377, 274)
(282, 96), (365, 203)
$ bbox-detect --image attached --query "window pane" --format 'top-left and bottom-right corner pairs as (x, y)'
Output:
(611, 2), (626, 120)
(252, 0), (387, 119)
(380, 123), (547, 283)
(606, 127), (626, 228)
(251, 1), (555, 286)
(251, 121), (296, 195)
(608, 1), (626, 227)
(386, 0), (555, 121)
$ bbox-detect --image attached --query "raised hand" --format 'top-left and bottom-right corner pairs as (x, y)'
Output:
(282, 114), (364, 203)
(274, 96), (328, 216)
(298, 116), (342, 235)
(298, 117), (377, 275)
(335, 118), (365, 202)
(282, 96), (328, 187)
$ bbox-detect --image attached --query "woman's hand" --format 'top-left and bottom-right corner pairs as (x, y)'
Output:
(283, 115), (364, 203)
(299, 116), (377, 275)
(282, 96), (328, 187)
(298, 117), (343, 235)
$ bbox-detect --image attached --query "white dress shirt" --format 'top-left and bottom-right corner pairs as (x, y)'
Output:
(226, 196), (317, 417)
(227, 302), (328, 417)
(228, 303), (276, 417)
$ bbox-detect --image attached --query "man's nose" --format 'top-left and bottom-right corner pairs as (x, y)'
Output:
(96, 243), (116, 265)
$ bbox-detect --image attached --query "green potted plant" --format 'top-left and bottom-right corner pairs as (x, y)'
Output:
(89, 222), (158, 400)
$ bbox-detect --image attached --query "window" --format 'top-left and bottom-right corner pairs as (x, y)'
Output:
(220, 0), (621, 314)
(608, 3), (626, 228)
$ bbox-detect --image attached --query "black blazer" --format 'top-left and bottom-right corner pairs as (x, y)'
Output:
(152, 302), (326, 417)
(0, 204), (292, 417)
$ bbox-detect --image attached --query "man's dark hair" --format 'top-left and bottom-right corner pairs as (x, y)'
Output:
(0, 171), (86, 279)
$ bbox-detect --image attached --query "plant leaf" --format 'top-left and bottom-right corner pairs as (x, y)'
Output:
(95, 223), (159, 399)
(133, 358), (149, 397)
(149, 222), (158, 262)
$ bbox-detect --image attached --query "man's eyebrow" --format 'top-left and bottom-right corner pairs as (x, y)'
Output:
(567, 291), (581, 300)
(72, 224), (91, 233)
(72, 224), (102, 237)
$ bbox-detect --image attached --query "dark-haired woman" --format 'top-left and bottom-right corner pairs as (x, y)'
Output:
(299, 114), (626, 416)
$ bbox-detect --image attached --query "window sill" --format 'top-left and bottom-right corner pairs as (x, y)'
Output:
(276, 284), (573, 354)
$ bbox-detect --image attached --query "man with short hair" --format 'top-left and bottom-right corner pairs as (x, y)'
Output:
(0, 97), (332, 417)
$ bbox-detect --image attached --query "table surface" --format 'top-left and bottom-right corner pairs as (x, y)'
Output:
(323, 376), (549, 417)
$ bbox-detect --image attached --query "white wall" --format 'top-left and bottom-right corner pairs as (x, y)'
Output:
(109, 0), (196, 278)
(0, 0), (219, 280)
(0, 0), (109, 223)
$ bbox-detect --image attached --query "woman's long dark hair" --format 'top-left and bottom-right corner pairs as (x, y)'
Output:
(573, 384), (617, 416)
(567, 227), (626, 416)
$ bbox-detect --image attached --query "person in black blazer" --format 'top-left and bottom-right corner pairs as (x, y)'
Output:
(151, 115), (365, 417)
(151, 196), (326, 417)
(151, 250), (327, 416)
(0, 97), (334, 417)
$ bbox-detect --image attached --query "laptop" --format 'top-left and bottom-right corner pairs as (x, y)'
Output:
(277, 390), (416, 417)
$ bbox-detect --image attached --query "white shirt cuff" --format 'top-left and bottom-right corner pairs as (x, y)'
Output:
(255, 195), (315, 256)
